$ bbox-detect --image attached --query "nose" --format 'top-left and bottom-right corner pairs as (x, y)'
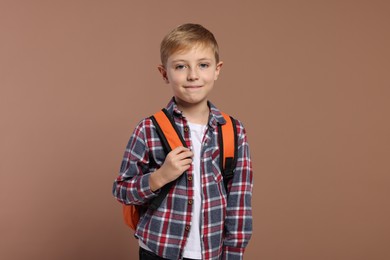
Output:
(187, 67), (199, 81)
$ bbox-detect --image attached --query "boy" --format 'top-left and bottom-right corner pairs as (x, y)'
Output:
(113, 23), (253, 260)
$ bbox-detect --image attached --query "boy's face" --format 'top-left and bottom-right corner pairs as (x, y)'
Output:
(158, 45), (223, 109)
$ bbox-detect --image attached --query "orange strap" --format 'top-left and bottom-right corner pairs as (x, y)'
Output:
(220, 112), (235, 168)
(153, 110), (184, 150)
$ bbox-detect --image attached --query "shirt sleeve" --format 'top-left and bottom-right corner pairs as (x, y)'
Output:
(112, 119), (158, 205)
(223, 120), (253, 259)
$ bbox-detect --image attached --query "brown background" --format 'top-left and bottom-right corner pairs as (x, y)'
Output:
(1, 1), (389, 259)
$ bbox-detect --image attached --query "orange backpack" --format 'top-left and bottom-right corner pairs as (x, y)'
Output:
(122, 109), (237, 230)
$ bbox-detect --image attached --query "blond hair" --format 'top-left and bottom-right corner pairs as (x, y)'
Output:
(160, 23), (220, 66)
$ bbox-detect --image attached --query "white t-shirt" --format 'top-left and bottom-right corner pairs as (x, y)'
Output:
(182, 122), (207, 259)
(139, 122), (207, 259)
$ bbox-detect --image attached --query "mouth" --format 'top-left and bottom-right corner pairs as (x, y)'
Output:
(184, 85), (203, 89)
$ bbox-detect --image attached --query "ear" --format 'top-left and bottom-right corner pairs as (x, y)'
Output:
(158, 65), (169, 84)
(214, 61), (223, 80)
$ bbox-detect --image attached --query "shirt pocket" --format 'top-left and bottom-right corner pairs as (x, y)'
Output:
(209, 147), (223, 183)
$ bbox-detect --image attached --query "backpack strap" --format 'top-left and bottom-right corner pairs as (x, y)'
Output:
(151, 109), (187, 153)
(149, 109), (187, 210)
(218, 112), (238, 193)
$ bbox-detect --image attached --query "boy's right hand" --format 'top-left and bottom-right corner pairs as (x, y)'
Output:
(149, 146), (193, 192)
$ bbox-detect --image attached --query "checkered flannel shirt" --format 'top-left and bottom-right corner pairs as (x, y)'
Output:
(113, 98), (253, 259)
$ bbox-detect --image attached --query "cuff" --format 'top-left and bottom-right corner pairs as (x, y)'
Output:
(139, 173), (159, 200)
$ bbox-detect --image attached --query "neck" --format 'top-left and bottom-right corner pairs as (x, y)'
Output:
(176, 99), (209, 125)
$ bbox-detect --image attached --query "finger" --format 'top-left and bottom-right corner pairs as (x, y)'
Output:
(180, 160), (193, 171)
(182, 158), (193, 166)
(177, 151), (194, 161)
(173, 158), (192, 170)
(170, 146), (190, 155)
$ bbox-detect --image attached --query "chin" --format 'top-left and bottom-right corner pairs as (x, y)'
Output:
(176, 96), (207, 106)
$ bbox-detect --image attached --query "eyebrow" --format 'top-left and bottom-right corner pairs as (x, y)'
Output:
(171, 58), (213, 63)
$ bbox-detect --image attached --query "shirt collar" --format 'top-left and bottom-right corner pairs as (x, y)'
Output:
(165, 97), (227, 127)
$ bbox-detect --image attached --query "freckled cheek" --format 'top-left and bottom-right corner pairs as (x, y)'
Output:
(168, 73), (186, 84)
(203, 74), (216, 83)
(170, 78), (185, 87)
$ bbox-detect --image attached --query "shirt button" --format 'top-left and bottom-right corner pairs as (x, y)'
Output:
(188, 176), (193, 181)
(184, 127), (189, 132)
(188, 199), (193, 205)
(185, 225), (190, 231)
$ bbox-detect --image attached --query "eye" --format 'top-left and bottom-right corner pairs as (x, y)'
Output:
(199, 63), (210, 69)
(175, 64), (187, 70)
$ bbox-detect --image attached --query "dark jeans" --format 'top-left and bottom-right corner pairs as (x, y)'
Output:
(139, 247), (197, 260)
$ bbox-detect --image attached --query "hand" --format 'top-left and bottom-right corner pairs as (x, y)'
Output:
(149, 146), (193, 191)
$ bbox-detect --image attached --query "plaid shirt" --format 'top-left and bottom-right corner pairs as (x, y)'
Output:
(113, 98), (253, 260)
